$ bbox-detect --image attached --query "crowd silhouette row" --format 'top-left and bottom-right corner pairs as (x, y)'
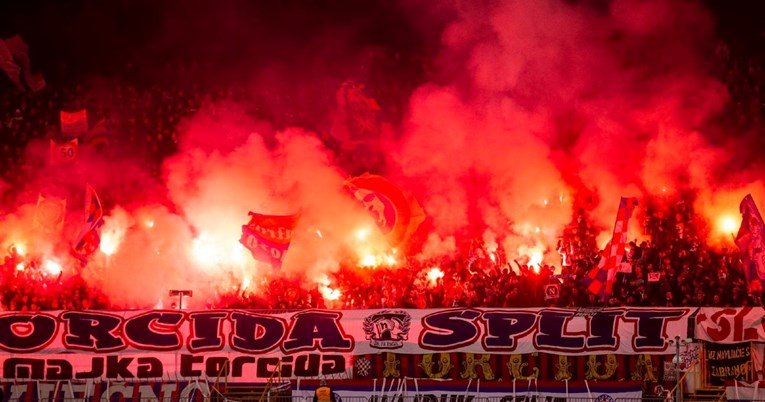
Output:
(0, 191), (755, 312)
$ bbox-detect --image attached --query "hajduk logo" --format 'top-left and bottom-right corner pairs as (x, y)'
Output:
(594, 394), (616, 402)
(363, 310), (411, 349)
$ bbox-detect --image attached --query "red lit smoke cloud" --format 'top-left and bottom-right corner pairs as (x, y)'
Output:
(1, 0), (763, 307)
(88, 105), (378, 308)
(395, 0), (765, 257)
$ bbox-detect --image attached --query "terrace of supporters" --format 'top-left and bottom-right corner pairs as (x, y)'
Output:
(0, 25), (764, 312)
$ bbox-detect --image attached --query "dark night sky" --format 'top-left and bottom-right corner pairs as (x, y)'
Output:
(0, 0), (447, 85)
(1, 1), (760, 84)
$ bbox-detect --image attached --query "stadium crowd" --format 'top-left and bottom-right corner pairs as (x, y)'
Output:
(0, 32), (763, 313)
(0, 194), (755, 312)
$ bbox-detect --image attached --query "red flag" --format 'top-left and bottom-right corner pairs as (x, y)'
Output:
(4, 36), (45, 91)
(33, 194), (66, 233)
(83, 117), (109, 148)
(736, 194), (765, 293)
(0, 38), (22, 90)
(338, 81), (382, 141)
(240, 212), (299, 269)
(60, 110), (88, 139)
(582, 197), (638, 297)
(345, 174), (425, 247)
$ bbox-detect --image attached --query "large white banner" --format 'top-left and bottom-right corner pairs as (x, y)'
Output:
(696, 307), (765, 343)
(0, 308), (693, 381)
(726, 381), (765, 400)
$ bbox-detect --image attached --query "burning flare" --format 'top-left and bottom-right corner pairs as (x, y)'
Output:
(43, 259), (62, 276)
(718, 215), (738, 235)
(427, 267), (444, 287)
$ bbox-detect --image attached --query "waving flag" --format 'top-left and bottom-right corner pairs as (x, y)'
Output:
(582, 197), (638, 298)
(736, 194), (765, 293)
(71, 185), (104, 260)
(82, 184), (104, 228)
(72, 228), (101, 260)
(345, 174), (425, 247)
(60, 110), (89, 139)
(0, 36), (45, 92)
(337, 81), (382, 141)
(33, 194), (66, 233)
(0, 38), (22, 90)
(240, 212), (299, 269)
(83, 117), (109, 148)
(49, 138), (79, 164)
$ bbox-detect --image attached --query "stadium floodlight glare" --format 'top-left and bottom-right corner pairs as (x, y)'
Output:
(169, 290), (192, 309)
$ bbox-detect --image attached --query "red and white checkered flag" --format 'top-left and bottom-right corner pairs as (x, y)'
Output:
(583, 197), (638, 297)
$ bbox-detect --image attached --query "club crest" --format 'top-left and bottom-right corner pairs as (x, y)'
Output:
(363, 310), (411, 349)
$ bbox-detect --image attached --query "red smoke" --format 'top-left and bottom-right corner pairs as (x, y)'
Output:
(1, 0), (763, 308)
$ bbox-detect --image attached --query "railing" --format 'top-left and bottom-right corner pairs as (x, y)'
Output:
(0, 387), (742, 402)
(0, 396), (746, 402)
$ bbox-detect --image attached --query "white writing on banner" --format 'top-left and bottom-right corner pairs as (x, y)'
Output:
(0, 308), (692, 381)
(696, 307), (765, 343)
(0, 352), (349, 382)
(1, 381), (209, 402)
(294, 380), (644, 402)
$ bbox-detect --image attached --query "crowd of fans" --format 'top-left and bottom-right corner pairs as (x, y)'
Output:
(232, 197), (753, 311)
(0, 32), (763, 312)
(0, 192), (755, 311)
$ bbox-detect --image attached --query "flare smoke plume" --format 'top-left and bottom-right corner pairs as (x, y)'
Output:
(1, 0), (763, 307)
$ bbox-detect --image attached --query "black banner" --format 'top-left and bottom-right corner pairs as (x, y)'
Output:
(705, 341), (752, 386)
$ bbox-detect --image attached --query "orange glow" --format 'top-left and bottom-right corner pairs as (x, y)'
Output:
(191, 232), (218, 266)
(100, 232), (120, 256)
(317, 274), (341, 300)
(427, 267), (444, 287)
(719, 215), (738, 235)
(15, 262), (25, 271)
(43, 259), (62, 276)
(360, 254), (377, 267)
(529, 250), (543, 269)
(321, 286), (342, 300)
(13, 243), (26, 257)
